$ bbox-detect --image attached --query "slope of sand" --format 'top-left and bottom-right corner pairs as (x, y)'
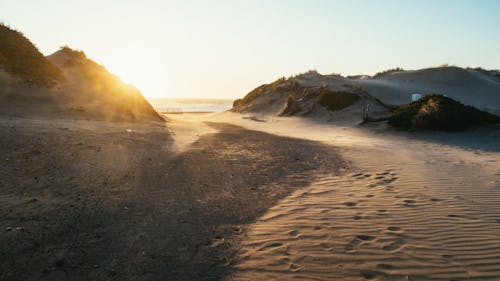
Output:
(200, 112), (500, 281)
(354, 67), (500, 115)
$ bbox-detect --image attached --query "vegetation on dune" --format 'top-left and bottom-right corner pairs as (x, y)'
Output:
(373, 67), (404, 78)
(0, 23), (62, 87)
(388, 94), (500, 131)
(279, 95), (301, 116)
(318, 90), (360, 111)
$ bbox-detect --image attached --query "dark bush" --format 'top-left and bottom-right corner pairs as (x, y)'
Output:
(233, 98), (243, 108)
(388, 94), (500, 131)
(0, 23), (62, 87)
(374, 67), (404, 78)
(279, 95), (301, 116)
(318, 91), (360, 111)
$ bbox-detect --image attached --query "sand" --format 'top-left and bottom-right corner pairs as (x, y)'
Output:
(201, 112), (500, 281)
(1, 112), (499, 280)
(0, 115), (342, 281)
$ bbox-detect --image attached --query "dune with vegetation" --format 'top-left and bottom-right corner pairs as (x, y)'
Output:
(0, 24), (161, 122)
(233, 67), (500, 129)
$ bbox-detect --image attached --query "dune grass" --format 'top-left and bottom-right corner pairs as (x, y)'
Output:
(0, 23), (62, 87)
(318, 91), (360, 111)
(389, 94), (500, 131)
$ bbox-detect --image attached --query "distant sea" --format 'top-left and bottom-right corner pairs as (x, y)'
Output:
(149, 98), (234, 113)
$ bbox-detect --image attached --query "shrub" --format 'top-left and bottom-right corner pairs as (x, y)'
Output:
(233, 98), (243, 108)
(388, 94), (500, 131)
(318, 91), (360, 111)
(279, 95), (301, 116)
(374, 67), (404, 78)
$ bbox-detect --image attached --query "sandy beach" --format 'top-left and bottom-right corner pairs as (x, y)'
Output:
(210, 113), (500, 281)
(2, 112), (498, 280)
(0, 114), (343, 281)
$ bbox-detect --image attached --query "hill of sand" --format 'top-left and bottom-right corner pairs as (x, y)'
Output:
(233, 67), (500, 124)
(0, 25), (161, 122)
(354, 67), (500, 116)
(0, 24), (63, 87)
(232, 71), (392, 125)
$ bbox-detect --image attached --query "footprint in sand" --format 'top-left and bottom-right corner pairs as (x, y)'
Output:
(258, 242), (284, 251)
(360, 270), (378, 279)
(381, 177), (399, 184)
(387, 226), (401, 232)
(320, 242), (335, 251)
(357, 235), (375, 241)
(289, 263), (301, 272)
(442, 254), (454, 262)
(345, 235), (375, 252)
(377, 263), (395, 270)
(403, 199), (417, 207)
(382, 238), (405, 251)
(344, 201), (358, 207)
(344, 237), (361, 252)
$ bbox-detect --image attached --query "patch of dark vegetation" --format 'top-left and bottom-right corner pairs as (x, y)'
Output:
(318, 91), (360, 111)
(388, 94), (500, 131)
(373, 67), (404, 78)
(0, 23), (63, 87)
(279, 95), (301, 116)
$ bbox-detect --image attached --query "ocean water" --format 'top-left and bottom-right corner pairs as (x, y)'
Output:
(149, 98), (233, 113)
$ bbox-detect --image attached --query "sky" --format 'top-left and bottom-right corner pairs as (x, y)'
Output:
(1, 0), (499, 99)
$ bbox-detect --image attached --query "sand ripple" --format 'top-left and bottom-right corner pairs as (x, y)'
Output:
(229, 146), (500, 281)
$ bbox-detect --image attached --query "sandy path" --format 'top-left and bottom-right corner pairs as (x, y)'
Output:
(201, 113), (500, 281)
(164, 113), (218, 151)
(0, 115), (343, 281)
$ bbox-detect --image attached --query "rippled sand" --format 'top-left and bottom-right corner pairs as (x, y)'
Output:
(213, 114), (500, 281)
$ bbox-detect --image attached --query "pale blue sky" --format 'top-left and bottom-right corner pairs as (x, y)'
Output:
(1, 0), (499, 98)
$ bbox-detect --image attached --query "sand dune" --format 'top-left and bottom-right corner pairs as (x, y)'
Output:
(233, 67), (500, 123)
(354, 67), (500, 115)
(0, 24), (161, 122)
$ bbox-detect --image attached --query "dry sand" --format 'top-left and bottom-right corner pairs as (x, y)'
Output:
(0, 114), (342, 281)
(1, 112), (499, 280)
(201, 112), (500, 281)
